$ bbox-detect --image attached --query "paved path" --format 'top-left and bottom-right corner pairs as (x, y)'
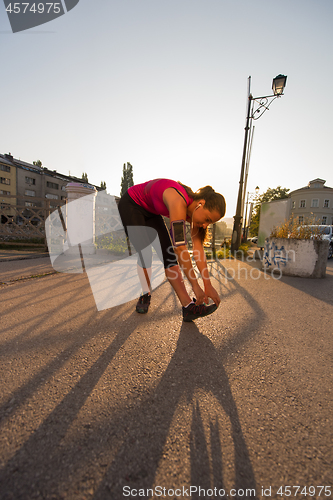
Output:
(0, 255), (332, 500)
(0, 249), (120, 284)
(0, 249), (49, 261)
(0, 255), (54, 283)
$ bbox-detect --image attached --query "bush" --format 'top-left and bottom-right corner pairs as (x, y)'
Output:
(95, 233), (128, 255)
(239, 242), (249, 252)
(270, 217), (323, 240)
(216, 243), (249, 260)
(217, 248), (229, 259)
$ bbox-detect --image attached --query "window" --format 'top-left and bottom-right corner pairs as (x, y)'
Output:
(299, 200), (306, 208)
(322, 216), (327, 225)
(46, 181), (59, 190)
(0, 190), (10, 195)
(25, 202), (34, 207)
(45, 193), (59, 200)
(25, 189), (36, 197)
(298, 216), (304, 224)
(0, 164), (11, 173)
(311, 199), (319, 208)
(324, 199), (330, 208)
(0, 177), (10, 185)
(292, 201), (295, 209)
(25, 176), (36, 185)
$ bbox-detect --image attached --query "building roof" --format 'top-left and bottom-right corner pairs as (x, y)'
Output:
(289, 178), (333, 196)
(0, 154), (15, 166)
(15, 159), (42, 171)
(309, 178), (326, 184)
(1, 152), (102, 190)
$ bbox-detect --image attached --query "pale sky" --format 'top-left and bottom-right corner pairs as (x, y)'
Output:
(1, 0), (332, 217)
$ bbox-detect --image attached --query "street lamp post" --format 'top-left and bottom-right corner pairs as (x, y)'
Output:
(231, 74), (287, 252)
(242, 186), (260, 241)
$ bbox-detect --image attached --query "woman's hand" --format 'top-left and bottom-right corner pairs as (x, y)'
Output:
(204, 282), (221, 306)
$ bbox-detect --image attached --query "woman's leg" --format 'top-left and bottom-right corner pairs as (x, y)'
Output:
(147, 216), (193, 306)
(118, 193), (153, 297)
(118, 198), (191, 308)
(165, 265), (192, 307)
(137, 264), (152, 294)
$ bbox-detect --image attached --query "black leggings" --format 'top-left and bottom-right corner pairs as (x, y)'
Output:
(118, 192), (178, 269)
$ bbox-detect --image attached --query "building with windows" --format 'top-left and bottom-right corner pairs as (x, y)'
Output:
(14, 156), (92, 207)
(0, 152), (102, 226)
(0, 153), (101, 208)
(15, 156), (44, 207)
(289, 178), (333, 225)
(0, 153), (17, 222)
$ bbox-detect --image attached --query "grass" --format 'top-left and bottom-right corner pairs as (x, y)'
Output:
(95, 234), (129, 255)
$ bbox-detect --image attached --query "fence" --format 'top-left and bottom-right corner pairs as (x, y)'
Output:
(0, 194), (66, 247)
(0, 193), (228, 255)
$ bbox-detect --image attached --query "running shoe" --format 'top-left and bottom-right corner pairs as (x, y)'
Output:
(136, 293), (151, 314)
(182, 300), (217, 322)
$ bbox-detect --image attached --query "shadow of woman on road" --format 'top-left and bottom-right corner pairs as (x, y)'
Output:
(92, 322), (258, 499)
(0, 261), (264, 500)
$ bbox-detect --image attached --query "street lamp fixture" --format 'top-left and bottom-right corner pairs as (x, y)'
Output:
(272, 74), (287, 96)
(231, 75), (287, 252)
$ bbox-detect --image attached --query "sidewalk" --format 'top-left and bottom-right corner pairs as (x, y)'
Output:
(1, 245), (331, 283)
(0, 249), (49, 262)
(0, 248), (128, 283)
(0, 245), (262, 263)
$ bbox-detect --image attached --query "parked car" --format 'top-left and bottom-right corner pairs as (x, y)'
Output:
(250, 236), (258, 244)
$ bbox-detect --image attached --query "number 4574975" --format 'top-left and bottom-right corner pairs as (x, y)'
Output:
(6, 3), (61, 14)
(277, 485), (331, 496)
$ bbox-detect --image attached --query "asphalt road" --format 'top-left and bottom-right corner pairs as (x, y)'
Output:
(0, 256), (332, 500)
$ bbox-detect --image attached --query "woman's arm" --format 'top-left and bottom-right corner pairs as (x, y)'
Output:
(163, 188), (208, 304)
(191, 226), (221, 306)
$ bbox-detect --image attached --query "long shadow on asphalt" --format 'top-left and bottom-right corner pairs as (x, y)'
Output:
(233, 254), (333, 307)
(272, 272), (333, 306)
(89, 323), (258, 499)
(0, 309), (138, 499)
(0, 274), (102, 420)
(0, 324), (261, 500)
(0, 263), (265, 499)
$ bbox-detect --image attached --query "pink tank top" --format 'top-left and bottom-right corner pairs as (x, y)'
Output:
(127, 179), (193, 217)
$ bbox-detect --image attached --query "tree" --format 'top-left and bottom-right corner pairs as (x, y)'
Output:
(100, 181), (107, 190)
(82, 172), (89, 183)
(120, 162), (134, 197)
(33, 160), (42, 168)
(249, 186), (290, 236)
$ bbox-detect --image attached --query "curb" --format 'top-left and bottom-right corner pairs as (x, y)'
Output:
(0, 253), (50, 263)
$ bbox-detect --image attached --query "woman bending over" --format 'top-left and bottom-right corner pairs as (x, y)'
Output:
(118, 178), (226, 321)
